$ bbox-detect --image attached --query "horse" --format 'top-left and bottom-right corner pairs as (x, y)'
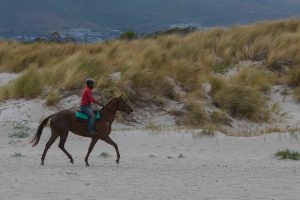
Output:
(30, 96), (133, 166)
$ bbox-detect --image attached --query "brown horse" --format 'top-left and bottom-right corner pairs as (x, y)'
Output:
(30, 96), (133, 166)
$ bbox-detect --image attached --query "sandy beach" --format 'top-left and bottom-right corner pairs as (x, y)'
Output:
(1, 128), (300, 200)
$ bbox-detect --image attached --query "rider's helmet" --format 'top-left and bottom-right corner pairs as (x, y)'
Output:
(85, 78), (95, 86)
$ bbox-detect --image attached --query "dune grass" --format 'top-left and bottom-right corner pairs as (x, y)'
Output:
(210, 69), (270, 121)
(275, 149), (300, 160)
(1, 19), (300, 126)
(0, 65), (43, 99)
(288, 68), (300, 87)
(45, 90), (61, 106)
(293, 87), (300, 102)
(177, 99), (207, 127)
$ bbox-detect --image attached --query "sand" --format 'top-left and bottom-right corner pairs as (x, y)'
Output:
(1, 129), (300, 200)
(1, 73), (300, 199)
(0, 73), (18, 86)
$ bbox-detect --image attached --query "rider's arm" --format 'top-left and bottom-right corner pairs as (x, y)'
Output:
(94, 100), (103, 106)
(87, 89), (104, 107)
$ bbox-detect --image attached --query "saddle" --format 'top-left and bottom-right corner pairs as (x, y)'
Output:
(75, 110), (101, 121)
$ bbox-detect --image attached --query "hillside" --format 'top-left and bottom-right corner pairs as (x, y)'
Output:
(1, 0), (300, 37)
(1, 19), (300, 134)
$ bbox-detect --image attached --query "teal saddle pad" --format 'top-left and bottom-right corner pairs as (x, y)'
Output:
(75, 110), (101, 121)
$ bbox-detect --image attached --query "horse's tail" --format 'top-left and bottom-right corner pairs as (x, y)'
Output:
(30, 114), (54, 147)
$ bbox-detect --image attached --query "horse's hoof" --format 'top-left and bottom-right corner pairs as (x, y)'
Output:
(70, 160), (74, 164)
(85, 159), (89, 166)
(116, 159), (119, 165)
(41, 161), (44, 166)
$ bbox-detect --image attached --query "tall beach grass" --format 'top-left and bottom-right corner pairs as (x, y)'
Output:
(1, 19), (300, 125)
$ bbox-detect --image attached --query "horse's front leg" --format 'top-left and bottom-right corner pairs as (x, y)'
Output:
(103, 136), (120, 164)
(85, 137), (98, 166)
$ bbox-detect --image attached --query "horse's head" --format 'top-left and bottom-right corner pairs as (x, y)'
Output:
(116, 96), (133, 114)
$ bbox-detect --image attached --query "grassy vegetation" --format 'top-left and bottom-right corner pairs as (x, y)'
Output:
(293, 87), (300, 102)
(178, 100), (207, 127)
(2, 19), (300, 126)
(9, 123), (30, 138)
(145, 123), (165, 133)
(288, 68), (300, 87)
(99, 152), (111, 158)
(210, 69), (271, 121)
(10, 153), (25, 158)
(275, 149), (300, 160)
(120, 31), (137, 40)
(45, 90), (61, 106)
(0, 65), (43, 99)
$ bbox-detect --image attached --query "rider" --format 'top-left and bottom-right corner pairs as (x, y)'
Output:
(80, 78), (103, 136)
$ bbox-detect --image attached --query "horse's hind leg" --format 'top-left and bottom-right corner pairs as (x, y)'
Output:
(103, 136), (120, 164)
(41, 133), (59, 166)
(58, 132), (74, 164)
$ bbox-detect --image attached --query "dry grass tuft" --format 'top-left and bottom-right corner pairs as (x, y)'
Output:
(0, 65), (43, 99)
(210, 69), (270, 121)
(213, 85), (265, 120)
(45, 90), (61, 106)
(293, 87), (300, 102)
(288, 68), (300, 87)
(177, 99), (207, 127)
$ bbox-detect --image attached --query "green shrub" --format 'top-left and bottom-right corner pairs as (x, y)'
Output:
(275, 149), (300, 160)
(120, 31), (137, 40)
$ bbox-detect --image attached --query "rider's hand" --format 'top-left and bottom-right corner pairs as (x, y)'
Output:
(97, 102), (104, 107)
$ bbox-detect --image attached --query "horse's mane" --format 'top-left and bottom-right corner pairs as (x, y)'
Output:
(101, 97), (118, 110)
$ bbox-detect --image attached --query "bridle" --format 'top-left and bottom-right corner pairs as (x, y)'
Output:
(99, 97), (132, 122)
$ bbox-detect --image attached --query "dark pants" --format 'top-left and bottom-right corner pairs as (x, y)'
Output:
(80, 105), (96, 132)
